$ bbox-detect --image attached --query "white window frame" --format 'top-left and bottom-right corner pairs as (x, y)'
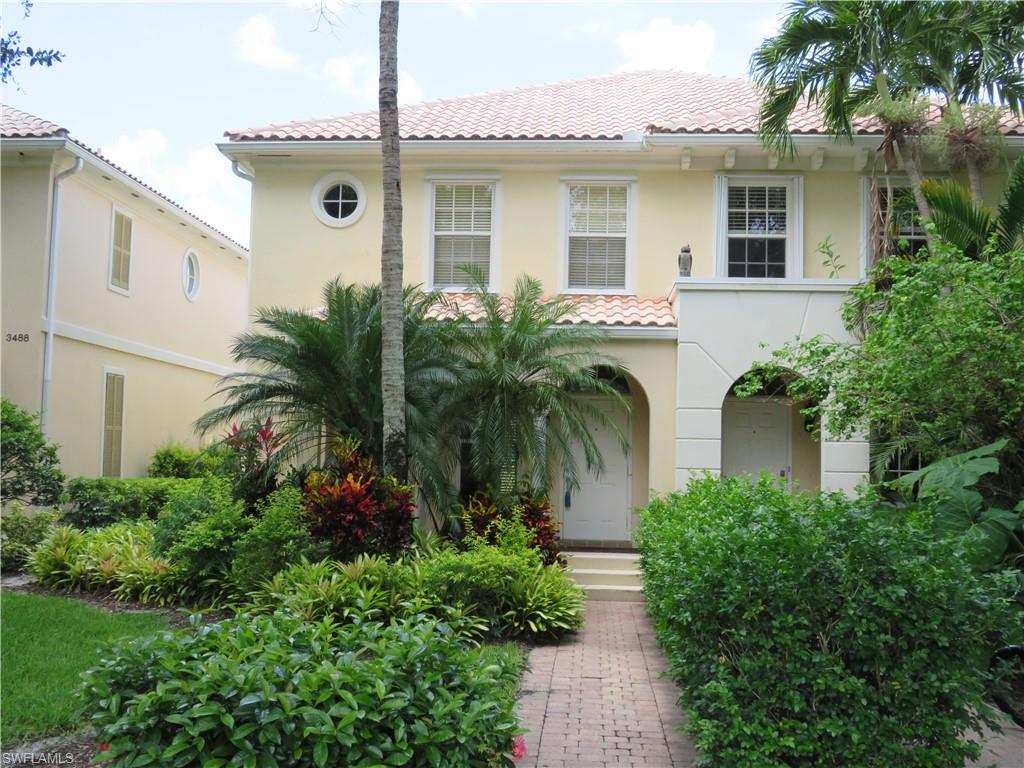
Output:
(182, 249), (201, 302)
(310, 171), (367, 229)
(713, 175), (803, 280)
(560, 176), (637, 295)
(108, 206), (133, 296)
(99, 366), (127, 478)
(425, 175), (501, 292)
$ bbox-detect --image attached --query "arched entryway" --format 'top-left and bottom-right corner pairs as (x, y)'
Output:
(559, 370), (650, 547)
(720, 375), (820, 491)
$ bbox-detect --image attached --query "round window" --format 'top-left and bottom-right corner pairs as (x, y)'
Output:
(182, 250), (200, 301)
(311, 172), (366, 228)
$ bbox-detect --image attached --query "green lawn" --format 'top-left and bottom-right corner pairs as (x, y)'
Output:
(0, 591), (168, 745)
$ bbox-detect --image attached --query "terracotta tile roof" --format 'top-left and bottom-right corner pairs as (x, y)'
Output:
(1, 105), (68, 138)
(428, 293), (676, 329)
(225, 70), (1024, 142)
(2, 105), (248, 254)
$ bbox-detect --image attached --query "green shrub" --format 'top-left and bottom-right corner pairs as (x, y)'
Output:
(1, 399), (65, 506)
(164, 493), (249, 591)
(65, 477), (197, 528)
(637, 475), (1019, 768)
(420, 543), (584, 638)
(147, 442), (230, 479)
(0, 503), (61, 571)
(151, 476), (236, 555)
(229, 486), (315, 591)
(80, 611), (524, 768)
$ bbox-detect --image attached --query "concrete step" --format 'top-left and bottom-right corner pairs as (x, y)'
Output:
(582, 584), (645, 602)
(569, 568), (643, 588)
(564, 551), (640, 571)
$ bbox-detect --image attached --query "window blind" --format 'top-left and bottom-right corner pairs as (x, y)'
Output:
(433, 184), (492, 287)
(567, 185), (627, 289)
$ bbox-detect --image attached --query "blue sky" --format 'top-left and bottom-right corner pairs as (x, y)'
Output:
(4, 0), (786, 245)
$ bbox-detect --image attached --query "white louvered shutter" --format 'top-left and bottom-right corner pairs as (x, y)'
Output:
(433, 183), (493, 287)
(102, 372), (125, 477)
(567, 185), (627, 289)
(111, 212), (132, 290)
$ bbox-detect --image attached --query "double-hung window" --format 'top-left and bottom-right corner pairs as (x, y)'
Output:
(109, 210), (132, 292)
(870, 183), (928, 263)
(566, 184), (629, 291)
(714, 176), (802, 279)
(431, 182), (494, 288)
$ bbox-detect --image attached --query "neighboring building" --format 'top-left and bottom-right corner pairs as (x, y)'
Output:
(2, 106), (249, 479)
(220, 70), (1024, 547)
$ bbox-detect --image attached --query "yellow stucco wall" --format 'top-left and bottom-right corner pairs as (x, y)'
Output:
(247, 162), (875, 310)
(1, 160), (52, 411)
(1, 150), (249, 479)
(56, 175), (248, 366)
(48, 337), (226, 478)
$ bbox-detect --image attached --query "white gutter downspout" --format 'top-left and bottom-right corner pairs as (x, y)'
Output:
(230, 161), (255, 326)
(40, 156), (84, 436)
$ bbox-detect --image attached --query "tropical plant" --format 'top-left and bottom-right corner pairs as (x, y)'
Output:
(752, 1), (1022, 225)
(221, 419), (283, 511)
(195, 280), (460, 511)
(460, 492), (564, 566)
(378, 0), (407, 482)
(892, 440), (1023, 571)
(1, 398), (65, 506)
(741, 243), (1024, 500)
(303, 438), (416, 562)
(441, 274), (629, 501)
(921, 155), (1024, 258)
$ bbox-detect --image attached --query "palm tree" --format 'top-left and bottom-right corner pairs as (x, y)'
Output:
(195, 280), (461, 511)
(440, 274), (630, 501)
(752, 0), (942, 224)
(915, 1), (1024, 204)
(921, 156), (1024, 259)
(378, 0), (406, 480)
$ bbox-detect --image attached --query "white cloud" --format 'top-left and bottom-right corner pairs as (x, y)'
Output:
(453, 2), (477, 19)
(321, 55), (424, 105)
(103, 130), (250, 246)
(615, 17), (716, 73)
(237, 16), (298, 69)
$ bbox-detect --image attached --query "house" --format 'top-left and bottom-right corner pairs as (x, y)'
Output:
(1, 106), (249, 479)
(219, 70), (1024, 548)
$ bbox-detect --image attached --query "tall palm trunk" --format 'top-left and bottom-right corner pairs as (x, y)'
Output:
(892, 137), (934, 252)
(378, 0), (407, 480)
(964, 154), (984, 206)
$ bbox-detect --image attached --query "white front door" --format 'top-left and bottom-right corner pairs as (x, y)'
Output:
(722, 397), (791, 483)
(562, 400), (631, 542)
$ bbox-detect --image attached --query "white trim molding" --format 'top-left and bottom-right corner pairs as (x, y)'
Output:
(310, 171), (367, 228)
(712, 174), (804, 280)
(54, 321), (235, 377)
(182, 248), (201, 302)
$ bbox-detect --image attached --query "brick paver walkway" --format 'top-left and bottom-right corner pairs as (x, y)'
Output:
(515, 601), (696, 767)
(515, 600), (1024, 768)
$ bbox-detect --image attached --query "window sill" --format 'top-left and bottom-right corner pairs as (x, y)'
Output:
(107, 284), (131, 297)
(560, 288), (635, 296)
